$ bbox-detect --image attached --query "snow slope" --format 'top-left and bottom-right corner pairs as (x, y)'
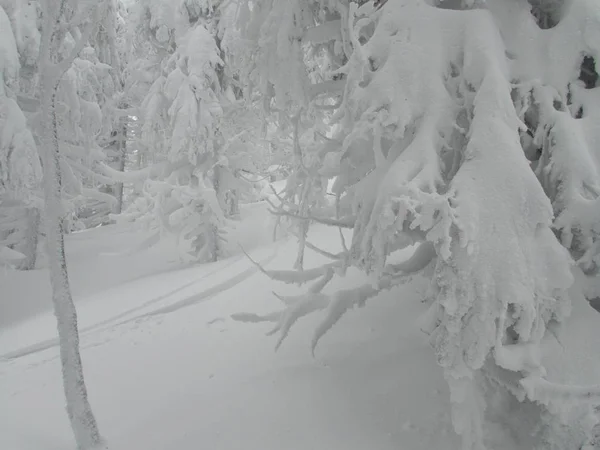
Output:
(0, 201), (278, 328)
(1, 201), (599, 450)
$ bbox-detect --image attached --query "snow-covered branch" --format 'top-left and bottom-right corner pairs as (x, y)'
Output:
(308, 80), (346, 99)
(56, 19), (98, 75)
(521, 376), (600, 404)
(267, 203), (355, 229)
(97, 161), (173, 183)
(240, 245), (341, 285)
(302, 20), (342, 45)
(80, 188), (117, 207)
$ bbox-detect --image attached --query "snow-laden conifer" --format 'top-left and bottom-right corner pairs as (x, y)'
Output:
(232, 1), (600, 447)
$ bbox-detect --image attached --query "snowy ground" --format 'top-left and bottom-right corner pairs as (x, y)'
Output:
(0, 200), (459, 450)
(2, 200), (599, 450)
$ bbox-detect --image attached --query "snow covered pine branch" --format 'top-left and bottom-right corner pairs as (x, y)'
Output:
(232, 0), (600, 449)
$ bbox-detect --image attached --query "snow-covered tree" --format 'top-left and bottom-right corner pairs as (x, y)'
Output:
(232, 0), (600, 448)
(1, 0), (127, 271)
(34, 0), (118, 447)
(94, 0), (129, 220)
(118, 0), (272, 261)
(0, 3), (42, 269)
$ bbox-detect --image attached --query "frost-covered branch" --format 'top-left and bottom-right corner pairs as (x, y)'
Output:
(97, 160), (173, 183)
(267, 204), (355, 229)
(521, 376), (600, 404)
(240, 244), (341, 285)
(294, 236), (346, 261)
(308, 80), (346, 99)
(235, 235), (435, 353)
(56, 19), (99, 75)
(384, 241), (436, 275)
(303, 20), (342, 45)
(80, 188), (117, 207)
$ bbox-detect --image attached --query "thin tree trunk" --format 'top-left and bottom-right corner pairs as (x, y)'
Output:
(17, 207), (40, 270)
(210, 162), (222, 262)
(113, 121), (127, 214)
(39, 77), (103, 450)
(37, 2), (104, 441)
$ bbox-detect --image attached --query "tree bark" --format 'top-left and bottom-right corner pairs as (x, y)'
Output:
(17, 207), (40, 270)
(39, 73), (103, 450)
(38, 1), (104, 446)
(210, 163), (222, 262)
(112, 120), (127, 215)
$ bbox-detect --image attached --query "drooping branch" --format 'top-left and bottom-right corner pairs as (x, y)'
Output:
(384, 241), (436, 275)
(269, 293), (330, 350)
(239, 245), (342, 285)
(234, 240), (434, 354)
(521, 376), (600, 403)
(297, 236), (346, 260)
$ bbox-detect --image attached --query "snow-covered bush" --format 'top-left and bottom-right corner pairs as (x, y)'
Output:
(232, 0), (600, 448)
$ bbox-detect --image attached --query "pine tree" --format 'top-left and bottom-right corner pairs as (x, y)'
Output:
(119, 0), (270, 262)
(2, 0), (128, 266)
(232, 1), (600, 448)
(0, 3), (42, 269)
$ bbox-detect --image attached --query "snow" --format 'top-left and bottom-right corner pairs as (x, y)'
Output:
(3, 0), (600, 448)
(0, 201), (461, 450)
(0, 5), (19, 90)
(2, 198), (600, 450)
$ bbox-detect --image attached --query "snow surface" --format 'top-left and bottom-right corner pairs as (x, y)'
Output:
(1, 201), (600, 450)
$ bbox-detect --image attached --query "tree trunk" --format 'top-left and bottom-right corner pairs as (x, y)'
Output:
(113, 120), (127, 214)
(112, 117), (128, 214)
(17, 207), (40, 270)
(39, 70), (103, 450)
(210, 163), (222, 262)
(36, 2), (105, 445)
